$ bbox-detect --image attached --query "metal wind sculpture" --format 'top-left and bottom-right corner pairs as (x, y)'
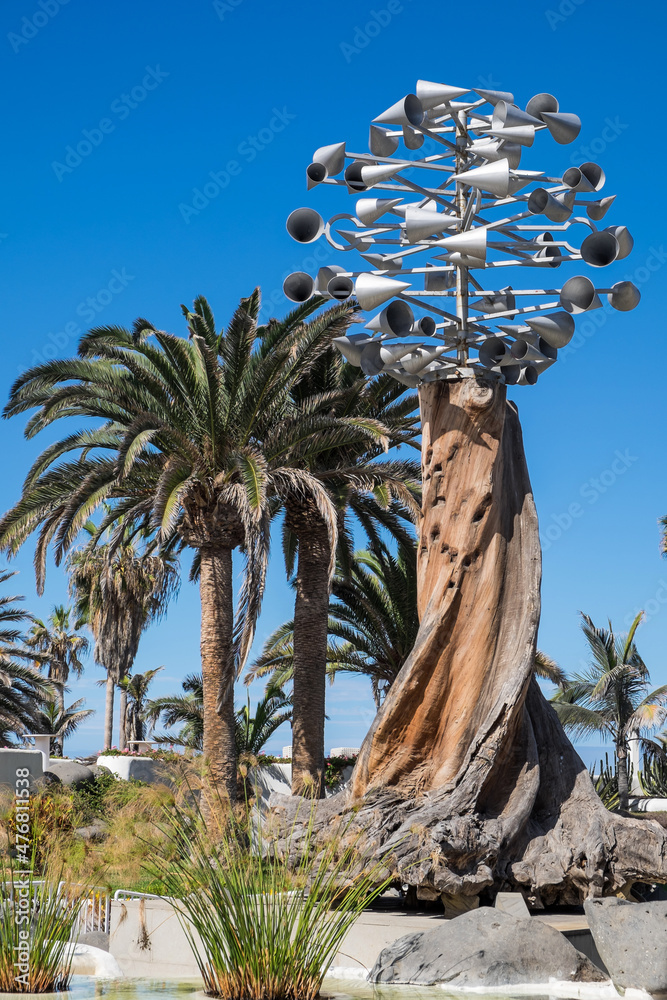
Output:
(283, 81), (640, 388)
(276, 82), (667, 904)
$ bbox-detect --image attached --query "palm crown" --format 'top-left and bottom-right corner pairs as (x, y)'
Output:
(552, 612), (667, 809)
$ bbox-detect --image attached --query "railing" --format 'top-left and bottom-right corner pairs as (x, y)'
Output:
(57, 882), (111, 935)
(113, 889), (164, 901)
(1, 880), (112, 934)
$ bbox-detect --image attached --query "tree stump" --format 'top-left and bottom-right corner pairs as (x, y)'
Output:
(274, 377), (667, 904)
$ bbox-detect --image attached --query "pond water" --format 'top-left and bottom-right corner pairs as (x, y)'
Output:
(31, 976), (622, 1000)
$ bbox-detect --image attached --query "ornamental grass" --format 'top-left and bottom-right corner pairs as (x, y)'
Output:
(0, 853), (82, 993)
(146, 790), (392, 1000)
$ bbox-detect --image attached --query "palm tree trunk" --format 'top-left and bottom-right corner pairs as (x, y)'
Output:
(119, 687), (127, 749)
(52, 668), (65, 757)
(289, 507), (331, 798)
(104, 674), (115, 749)
(199, 544), (237, 811)
(617, 743), (630, 811)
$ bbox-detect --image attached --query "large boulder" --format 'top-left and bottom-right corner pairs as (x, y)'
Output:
(44, 760), (95, 788)
(369, 908), (606, 987)
(584, 897), (667, 992)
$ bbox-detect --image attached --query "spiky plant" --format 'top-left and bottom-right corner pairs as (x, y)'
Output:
(0, 851), (82, 993)
(145, 793), (392, 1000)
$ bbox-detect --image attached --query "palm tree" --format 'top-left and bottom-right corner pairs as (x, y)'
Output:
(552, 612), (667, 810)
(534, 650), (567, 688)
(148, 673), (292, 757)
(26, 606), (88, 754)
(0, 569), (53, 745)
(268, 326), (421, 794)
(147, 672), (203, 750)
(120, 667), (163, 744)
(249, 542), (419, 709)
(0, 291), (394, 804)
(33, 695), (94, 756)
(235, 684), (292, 756)
(68, 527), (178, 750)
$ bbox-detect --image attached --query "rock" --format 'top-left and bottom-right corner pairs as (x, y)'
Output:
(88, 764), (111, 778)
(44, 760), (95, 788)
(74, 820), (109, 843)
(369, 907), (606, 987)
(584, 897), (667, 992)
(77, 931), (110, 952)
(495, 891), (530, 919)
(33, 771), (62, 788)
(67, 942), (122, 978)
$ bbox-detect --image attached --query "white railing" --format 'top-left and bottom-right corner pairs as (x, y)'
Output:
(2, 880), (111, 934)
(57, 882), (111, 935)
(113, 888), (164, 901)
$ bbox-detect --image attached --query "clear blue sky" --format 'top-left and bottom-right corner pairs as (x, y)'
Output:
(0, 0), (665, 764)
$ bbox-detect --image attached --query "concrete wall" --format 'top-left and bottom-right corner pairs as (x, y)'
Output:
(627, 796), (667, 812)
(109, 897), (445, 979)
(97, 755), (175, 785)
(0, 748), (43, 788)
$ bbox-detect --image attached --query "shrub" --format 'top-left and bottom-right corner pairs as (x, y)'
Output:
(146, 794), (393, 1000)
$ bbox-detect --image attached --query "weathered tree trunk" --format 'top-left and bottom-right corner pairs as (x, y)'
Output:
(287, 503), (330, 798)
(199, 545), (237, 807)
(276, 377), (667, 903)
(104, 674), (114, 750)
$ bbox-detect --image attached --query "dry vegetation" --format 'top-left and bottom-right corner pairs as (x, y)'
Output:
(0, 767), (199, 894)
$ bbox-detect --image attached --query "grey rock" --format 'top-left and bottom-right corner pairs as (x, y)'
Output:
(77, 931), (110, 952)
(44, 760), (95, 787)
(87, 764), (113, 779)
(494, 891), (530, 920)
(369, 908), (606, 987)
(584, 897), (667, 992)
(74, 820), (109, 843)
(34, 771), (62, 788)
